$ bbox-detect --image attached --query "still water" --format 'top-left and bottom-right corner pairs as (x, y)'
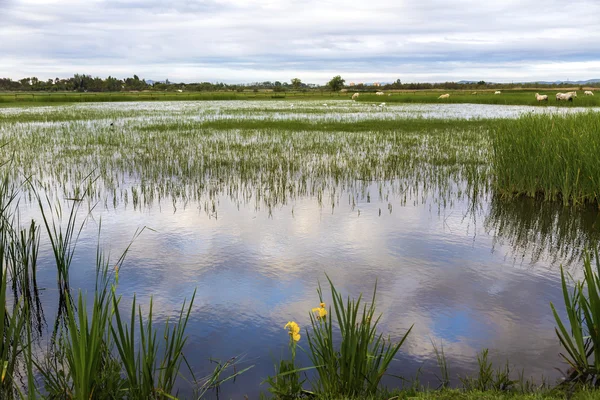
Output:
(3, 101), (600, 398)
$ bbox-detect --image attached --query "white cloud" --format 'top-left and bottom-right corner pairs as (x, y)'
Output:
(1, 0), (599, 83)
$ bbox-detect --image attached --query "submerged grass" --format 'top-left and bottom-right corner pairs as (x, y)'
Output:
(0, 101), (494, 212)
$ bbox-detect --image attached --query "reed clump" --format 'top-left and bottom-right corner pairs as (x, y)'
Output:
(491, 111), (600, 207)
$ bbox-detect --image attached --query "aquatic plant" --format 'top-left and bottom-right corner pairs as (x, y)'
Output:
(552, 250), (600, 385)
(492, 111), (600, 206)
(306, 277), (413, 397)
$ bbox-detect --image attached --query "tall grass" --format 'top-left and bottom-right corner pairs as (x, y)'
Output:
(306, 277), (413, 397)
(492, 111), (600, 206)
(551, 250), (600, 385)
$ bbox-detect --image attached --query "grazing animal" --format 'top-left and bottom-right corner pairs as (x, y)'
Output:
(352, 92), (360, 100)
(556, 92), (574, 102)
(438, 94), (450, 99)
(375, 91), (385, 96)
(494, 91), (501, 95)
(472, 92), (477, 95)
(177, 89), (183, 93)
(378, 102), (386, 108)
(322, 104), (328, 107)
(535, 93), (548, 102)
(584, 90), (594, 96)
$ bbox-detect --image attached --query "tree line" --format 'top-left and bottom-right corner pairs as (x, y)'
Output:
(1, 74), (597, 93)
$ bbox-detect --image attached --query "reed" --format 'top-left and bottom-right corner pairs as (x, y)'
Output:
(551, 250), (600, 385)
(306, 277), (413, 397)
(492, 111), (600, 206)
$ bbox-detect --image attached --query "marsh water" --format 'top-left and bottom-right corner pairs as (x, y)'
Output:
(2, 101), (600, 398)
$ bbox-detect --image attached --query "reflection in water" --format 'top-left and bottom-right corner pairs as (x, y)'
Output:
(20, 183), (595, 398)
(485, 195), (600, 268)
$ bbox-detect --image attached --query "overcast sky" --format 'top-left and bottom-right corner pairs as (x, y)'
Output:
(1, 0), (599, 84)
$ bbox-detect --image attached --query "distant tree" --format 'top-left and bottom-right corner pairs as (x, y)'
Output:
(388, 78), (402, 89)
(104, 76), (122, 92)
(327, 75), (345, 91)
(477, 80), (486, 85)
(291, 78), (302, 89)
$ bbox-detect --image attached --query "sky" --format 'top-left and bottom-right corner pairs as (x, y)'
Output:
(1, 0), (599, 84)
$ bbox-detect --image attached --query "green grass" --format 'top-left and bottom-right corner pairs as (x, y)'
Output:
(1, 89), (599, 107)
(357, 90), (600, 107)
(305, 278), (412, 397)
(0, 90), (353, 106)
(491, 111), (600, 206)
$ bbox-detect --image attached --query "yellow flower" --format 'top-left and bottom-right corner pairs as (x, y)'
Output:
(284, 321), (301, 342)
(311, 303), (327, 319)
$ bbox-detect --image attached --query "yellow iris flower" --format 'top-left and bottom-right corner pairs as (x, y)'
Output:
(312, 303), (327, 319)
(284, 321), (301, 342)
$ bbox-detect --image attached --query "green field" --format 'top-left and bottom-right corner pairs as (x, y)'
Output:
(0, 90), (350, 106)
(357, 90), (600, 107)
(1, 89), (598, 107)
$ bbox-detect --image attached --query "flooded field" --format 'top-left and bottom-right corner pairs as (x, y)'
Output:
(1, 100), (599, 398)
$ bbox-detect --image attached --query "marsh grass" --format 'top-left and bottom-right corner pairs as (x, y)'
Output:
(0, 101), (493, 213)
(492, 111), (600, 206)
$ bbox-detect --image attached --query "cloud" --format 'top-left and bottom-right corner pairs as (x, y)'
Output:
(1, 0), (599, 82)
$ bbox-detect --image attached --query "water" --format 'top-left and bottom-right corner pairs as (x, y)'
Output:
(2, 101), (600, 398)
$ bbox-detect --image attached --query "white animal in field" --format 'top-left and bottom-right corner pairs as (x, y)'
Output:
(556, 92), (574, 102)
(352, 92), (360, 100)
(584, 90), (594, 96)
(375, 91), (385, 96)
(322, 104), (328, 107)
(472, 92), (477, 95)
(535, 93), (548, 102)
(378, 102), (386, 108)
(438, 93), (450, 99)
(177, 89), (183, 93)
(494, 91), (501, 95)
(290, 104), (294, 108)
